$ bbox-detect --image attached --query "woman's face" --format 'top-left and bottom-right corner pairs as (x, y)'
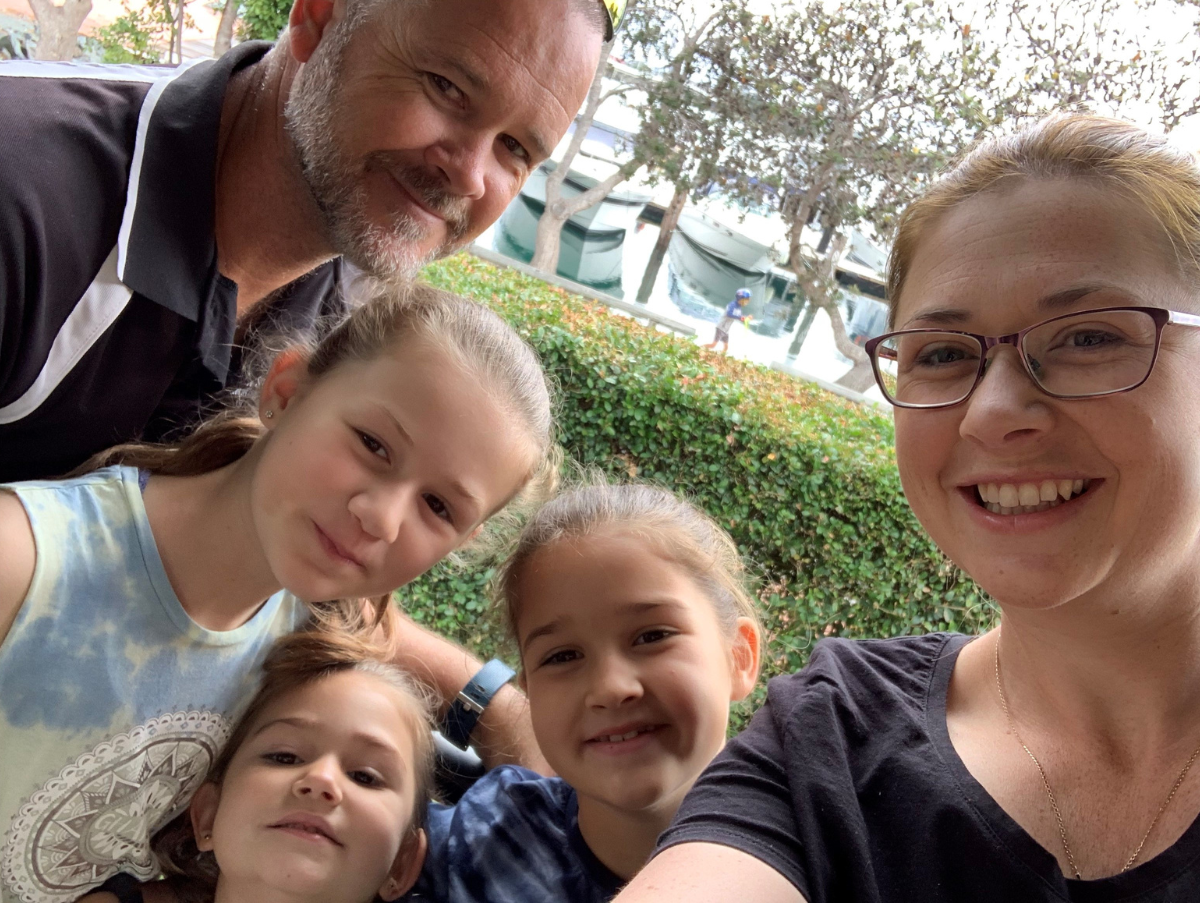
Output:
(893, 178), (1200, 611)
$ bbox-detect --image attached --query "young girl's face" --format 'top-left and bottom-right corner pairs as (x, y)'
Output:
(192, 670), (426, 903)
(252, 338), (533, 602)
(516, 530), (758, 819)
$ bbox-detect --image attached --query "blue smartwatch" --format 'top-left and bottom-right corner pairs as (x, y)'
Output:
(442, 659), (516, 750)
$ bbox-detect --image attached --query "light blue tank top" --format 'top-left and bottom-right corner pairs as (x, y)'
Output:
(0, 466), (310, 903)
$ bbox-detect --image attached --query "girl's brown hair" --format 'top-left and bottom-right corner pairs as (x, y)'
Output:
(887, 113), (1200, 325)
(82, 282), (558, 633)
(151, 628), (437, 903)
(494, 480), (762, 661)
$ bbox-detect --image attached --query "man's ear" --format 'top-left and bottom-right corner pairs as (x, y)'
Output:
(288, 0), (340, 63)
(378, 829), (427, 901)
(728, 618), (761, 703)
(259, 348), (310, 427)
(189, 783), (221, 853)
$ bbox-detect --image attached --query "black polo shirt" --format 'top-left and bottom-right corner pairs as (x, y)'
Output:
(0, 44), (345, 482)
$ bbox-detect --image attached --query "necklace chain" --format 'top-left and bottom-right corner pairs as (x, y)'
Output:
(992, 630), (1200, 879)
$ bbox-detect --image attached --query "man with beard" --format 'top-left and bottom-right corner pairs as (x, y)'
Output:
(0, 0), (618, 776)
(0, 0), (615, 483)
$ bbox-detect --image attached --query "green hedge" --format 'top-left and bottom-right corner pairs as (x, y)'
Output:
(400, 253), (994, 726)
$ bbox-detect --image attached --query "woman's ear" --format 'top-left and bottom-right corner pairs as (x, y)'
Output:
(188, 783), (221, 853)
(378, 829), (428, 901)
(259, 348), (310, 428)
(728, 618), (761, 702)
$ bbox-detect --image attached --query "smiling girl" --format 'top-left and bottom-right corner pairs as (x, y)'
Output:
(404, 482), (761, 903)
(79, 630), (436, 903)
(0, 285), (553, 903)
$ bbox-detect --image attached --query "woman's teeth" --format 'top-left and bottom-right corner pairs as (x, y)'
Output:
(976, 479), (1090, 515)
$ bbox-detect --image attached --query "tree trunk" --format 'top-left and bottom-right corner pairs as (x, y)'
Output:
(213, 0), (237, 55)
(530, 201), (567, 273)
(28, 0), (91, 60)
(635, 185), (687, 305)
(530, 38), (615, 274)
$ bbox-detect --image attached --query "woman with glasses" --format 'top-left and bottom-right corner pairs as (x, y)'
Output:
(613, 114), (1200, 903)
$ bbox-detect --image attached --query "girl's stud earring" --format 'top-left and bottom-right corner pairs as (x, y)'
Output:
(264, 410), (273, 419)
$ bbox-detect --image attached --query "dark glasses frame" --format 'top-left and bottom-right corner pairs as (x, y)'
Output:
(864, 306), (1200, 410)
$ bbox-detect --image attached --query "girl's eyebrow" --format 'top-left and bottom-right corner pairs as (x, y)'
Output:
(521, 600), (688, 651)
(252, 717), (406, 759)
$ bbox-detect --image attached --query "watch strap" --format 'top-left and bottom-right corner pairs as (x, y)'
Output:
(442, 659), (516, 750)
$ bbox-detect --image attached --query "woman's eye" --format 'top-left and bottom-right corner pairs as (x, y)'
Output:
(915, 344), (971, 366)
(1068, 329), (1121, 348)
(356, 430), (388, 460)
(634, 628), (675, 646)
(541, 649), (581, 667)
(263, 751), (301, 766)
(422, 493), (453, 524)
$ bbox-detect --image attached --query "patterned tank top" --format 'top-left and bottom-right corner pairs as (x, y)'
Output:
(0, 466), (309, 903)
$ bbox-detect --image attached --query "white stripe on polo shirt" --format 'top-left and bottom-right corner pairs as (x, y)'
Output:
(0, 58), (205, 424)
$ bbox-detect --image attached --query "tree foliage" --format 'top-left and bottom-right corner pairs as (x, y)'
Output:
(408, 252), (993, 729)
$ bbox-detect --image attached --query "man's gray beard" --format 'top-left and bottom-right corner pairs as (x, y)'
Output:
(282, 12), (467, 283)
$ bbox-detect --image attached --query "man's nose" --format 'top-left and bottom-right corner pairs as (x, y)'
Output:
(427, 133), (488, 200)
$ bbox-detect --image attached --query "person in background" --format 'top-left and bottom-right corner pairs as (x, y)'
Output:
(704, 289), (752, 354)
(615, 114), (1200, 901)
(0, 0), (620, 482)
(405, 482), (761, 903)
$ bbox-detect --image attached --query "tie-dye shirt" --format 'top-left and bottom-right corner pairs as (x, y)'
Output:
(0, 466), (309, 903)
(404, 766), (625, 903)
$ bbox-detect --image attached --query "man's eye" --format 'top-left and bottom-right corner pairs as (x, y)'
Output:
(263, 751), (301, 766)
(356, 430), (387, 459)
(423, 493), (452, 523)
(428, 73), (464, 103)
(501, 134), (529, 161)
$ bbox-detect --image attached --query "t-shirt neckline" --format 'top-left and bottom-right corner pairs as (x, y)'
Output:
(926, 633), (1200, 900)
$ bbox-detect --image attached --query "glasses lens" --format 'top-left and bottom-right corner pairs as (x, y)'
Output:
(601, 0), (628, 36)
(1023, 309), (1158, 397)
(874, 332), (982, 407)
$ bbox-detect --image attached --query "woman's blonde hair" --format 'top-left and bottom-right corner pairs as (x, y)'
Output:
(83, 282), (558, 633)
(494, 480), (762, 661)
(887, 113), (1200, 323)
(151, 628), (437, 903)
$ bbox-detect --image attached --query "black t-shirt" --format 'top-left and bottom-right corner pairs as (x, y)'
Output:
(659, 633), (1200, 902)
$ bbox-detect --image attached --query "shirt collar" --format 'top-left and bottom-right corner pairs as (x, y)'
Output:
(119, 41), (272, 321)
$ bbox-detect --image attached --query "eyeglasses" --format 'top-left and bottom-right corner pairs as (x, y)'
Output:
(600, 0), (628, 39)
(864, 306), (1200, 410)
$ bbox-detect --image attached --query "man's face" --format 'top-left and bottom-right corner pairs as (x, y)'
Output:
(284, 0), (602, 280)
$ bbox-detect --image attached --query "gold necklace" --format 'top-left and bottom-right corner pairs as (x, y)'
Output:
(992, 630), (1200, 879)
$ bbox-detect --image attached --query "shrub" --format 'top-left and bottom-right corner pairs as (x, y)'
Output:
(400, 253), (994, 727)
